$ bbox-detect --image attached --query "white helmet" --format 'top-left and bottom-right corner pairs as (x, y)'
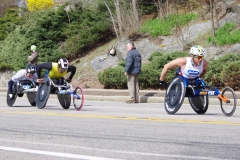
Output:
(58, 58), (69, 69)
(190, 45), (205, 56)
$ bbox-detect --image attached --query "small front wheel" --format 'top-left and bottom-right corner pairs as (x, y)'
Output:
(220, 87), (236, 117)
(73, 86), (84, 111)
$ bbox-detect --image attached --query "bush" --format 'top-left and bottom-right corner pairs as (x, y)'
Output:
(204, 53), (240, 89)
(98, 51), (189, 89)
(220, 61), (240, 90)
(98, 66), (127, 89)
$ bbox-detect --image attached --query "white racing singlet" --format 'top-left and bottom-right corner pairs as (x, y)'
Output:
(180, 57), (203, 79)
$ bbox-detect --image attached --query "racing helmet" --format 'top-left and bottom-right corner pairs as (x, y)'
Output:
(26, 63), (36, 74)
(190, 45), (205, 56)
(30, 45), (36, 51)
(58, 58), (69, 69)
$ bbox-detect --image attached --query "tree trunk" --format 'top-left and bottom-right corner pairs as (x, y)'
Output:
(210, 0), (215, 37)
(104, 0), (119, 38)
(114, 0), (123, 37)
(132, 0), (139, 26)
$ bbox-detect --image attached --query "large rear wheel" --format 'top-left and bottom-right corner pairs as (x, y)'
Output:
(6, 89), (17, 107)
(73, 86), (84, 111)
(57, 94), (71, 109)
(27, 92), (36, 106)
(36, 76), (51, 109)
(189, 96), (208, 114)
(220, 87), (236, 117)
(164, 76), (186, 114)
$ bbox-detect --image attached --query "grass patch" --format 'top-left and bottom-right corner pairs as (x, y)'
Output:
(208, 22), (240, 46)
(139, 13), (198, 37)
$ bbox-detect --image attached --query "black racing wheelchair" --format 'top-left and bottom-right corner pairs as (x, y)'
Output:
(164, 75), (237, 117)
(6, 80), (37, 107)
(36, 75), (84, 111)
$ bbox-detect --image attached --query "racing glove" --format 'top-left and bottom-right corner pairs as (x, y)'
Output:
(66, 78), (72, 83)
(158, 79), (167, 88)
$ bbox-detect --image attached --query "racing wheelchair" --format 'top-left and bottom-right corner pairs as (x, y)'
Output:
(6, 80), (37, 107)
(36, 75), (84, 111)
(164, 74), (237, 117)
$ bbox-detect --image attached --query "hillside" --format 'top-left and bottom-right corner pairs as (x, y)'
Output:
(0, 0), (239, 89)
(70, 0), (240, 89)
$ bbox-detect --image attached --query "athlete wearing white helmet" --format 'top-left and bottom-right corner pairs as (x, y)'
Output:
(159, 45), (208, 87)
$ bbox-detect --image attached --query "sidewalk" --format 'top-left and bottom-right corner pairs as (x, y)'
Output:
(1, 87), (239, 104)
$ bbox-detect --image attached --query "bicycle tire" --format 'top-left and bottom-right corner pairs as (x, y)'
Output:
(73, 86), (84, 111)
(220, 87), (236, 117)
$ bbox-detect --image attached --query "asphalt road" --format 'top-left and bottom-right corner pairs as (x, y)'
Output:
(0, 97), (240, 160)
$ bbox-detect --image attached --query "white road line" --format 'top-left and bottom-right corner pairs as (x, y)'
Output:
(0, 146), (122, 160)
(0, 139), (230, 160)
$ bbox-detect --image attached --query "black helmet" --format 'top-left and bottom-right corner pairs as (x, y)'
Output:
(26, 63), (36, 74)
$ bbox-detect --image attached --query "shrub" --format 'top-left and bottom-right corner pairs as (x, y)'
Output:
(220, 61), (240, 90)
(98, 51), (189, 89)
(98, 66), (127, 89)
(27, 0), (54, 12)
(204, 53), (240, 89)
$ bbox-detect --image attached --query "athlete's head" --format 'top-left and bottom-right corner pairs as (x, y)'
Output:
(26, 63), (36, 78)
(58, 58), (69, 73)
(190, 45), (205, 66)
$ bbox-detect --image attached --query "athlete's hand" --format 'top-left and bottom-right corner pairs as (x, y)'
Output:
(158, 79), (167, 88)
(66, 78), (72, 83)
(37, 78), (44, 84)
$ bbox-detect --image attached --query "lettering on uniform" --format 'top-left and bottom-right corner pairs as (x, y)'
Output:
(188, 70), (199, 75)
(200, 91), (207, 95)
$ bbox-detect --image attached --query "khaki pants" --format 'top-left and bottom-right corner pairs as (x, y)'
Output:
(127, 74), (139, 100)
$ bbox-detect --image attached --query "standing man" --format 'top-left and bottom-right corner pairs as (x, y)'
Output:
(124, 41), (142, 103)
(28, 45), (38, 65)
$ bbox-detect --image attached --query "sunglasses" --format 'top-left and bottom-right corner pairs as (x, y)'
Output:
(193, 55), (204, 59)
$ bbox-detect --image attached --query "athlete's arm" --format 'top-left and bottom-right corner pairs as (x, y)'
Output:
(36, 62), (52, 78)
(160, 57), (186, 81)
(67, 65), (76, 80)
(199, 59), (208, 78)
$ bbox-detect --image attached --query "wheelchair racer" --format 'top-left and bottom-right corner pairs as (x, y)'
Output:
(8, 64), (38, 96)
(36, 58), (76, 85)
(159, 45), (208, 87)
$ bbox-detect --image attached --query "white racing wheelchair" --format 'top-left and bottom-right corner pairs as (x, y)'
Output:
(36, 75), (84, 111)
(6, 80), (37, 107)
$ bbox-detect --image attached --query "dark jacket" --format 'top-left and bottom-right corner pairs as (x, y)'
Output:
(28, 51), (38, 65)
(125, 48), (142, 74)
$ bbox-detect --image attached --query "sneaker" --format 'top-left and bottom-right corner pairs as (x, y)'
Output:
(135, 99), (139, 103)
(126, 99), (136, 104)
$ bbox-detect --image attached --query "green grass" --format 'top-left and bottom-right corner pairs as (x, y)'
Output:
(139, 13), (198, 37)
(208, 22), (240, 46)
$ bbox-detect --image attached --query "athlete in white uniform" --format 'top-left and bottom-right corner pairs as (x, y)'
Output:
(159, 45), (208, 87)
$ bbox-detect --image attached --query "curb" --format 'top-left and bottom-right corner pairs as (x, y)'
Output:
(1, 92), (238, 105)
